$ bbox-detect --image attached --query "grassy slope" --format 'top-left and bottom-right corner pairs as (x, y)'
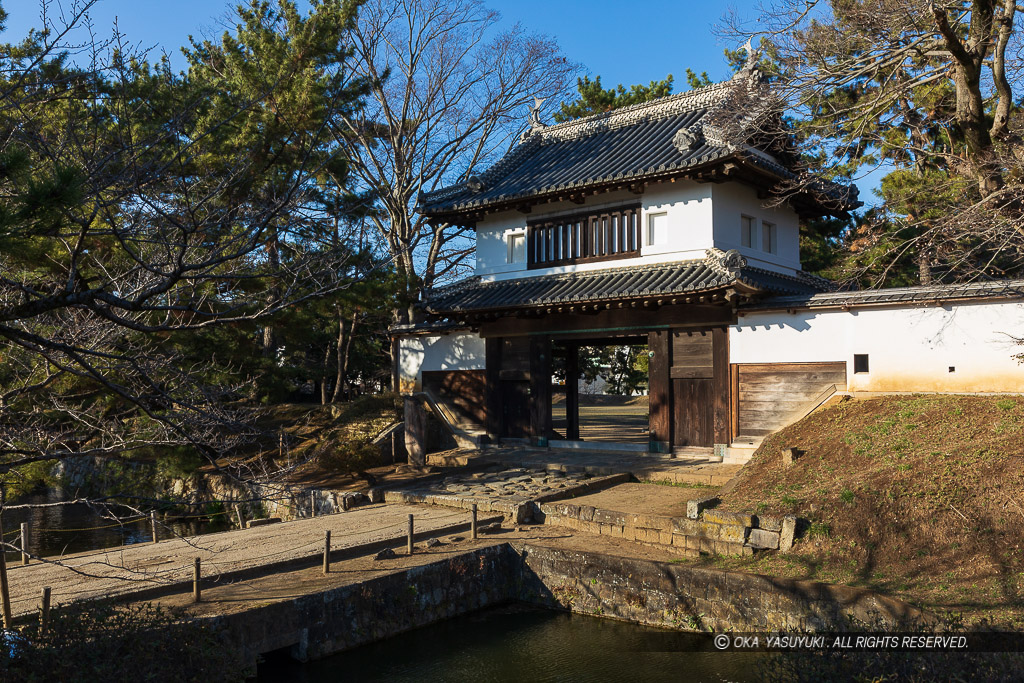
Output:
(710, 394), (1024, 626)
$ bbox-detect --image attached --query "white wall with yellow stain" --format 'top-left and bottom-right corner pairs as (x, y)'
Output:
(731, 300), (1024, 393)
(398, 333), (485, 394)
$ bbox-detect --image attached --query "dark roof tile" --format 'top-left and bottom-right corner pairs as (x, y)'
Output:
(423, 250), (829, 315)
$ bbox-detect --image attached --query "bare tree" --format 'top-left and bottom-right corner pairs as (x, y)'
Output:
(722, 1), (1024, 283)
(331, 0), (579, 322)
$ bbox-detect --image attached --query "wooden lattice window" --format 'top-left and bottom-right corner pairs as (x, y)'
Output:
(527, 204), (641, 269)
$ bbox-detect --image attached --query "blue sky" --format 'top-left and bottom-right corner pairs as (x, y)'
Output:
(4, 1), (752, 83)
(3, 0), (878, 203)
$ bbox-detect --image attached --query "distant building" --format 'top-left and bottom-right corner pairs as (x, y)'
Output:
(394, 63), (1024, 461)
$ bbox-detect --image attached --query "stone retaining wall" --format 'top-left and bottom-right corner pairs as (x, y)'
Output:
(211, 545), (518, 673)
(210, 542), (927, 673)
(517, 543), (926, 633)
(537, 498), (797, 557)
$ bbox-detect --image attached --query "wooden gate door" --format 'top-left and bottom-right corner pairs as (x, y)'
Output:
(671, 329), (715, 448)
(499, 337), (531, 438)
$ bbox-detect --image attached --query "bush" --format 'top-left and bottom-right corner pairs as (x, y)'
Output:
(0, 601), (244, 683)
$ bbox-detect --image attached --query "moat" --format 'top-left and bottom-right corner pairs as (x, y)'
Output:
(256, 604), (764, 682)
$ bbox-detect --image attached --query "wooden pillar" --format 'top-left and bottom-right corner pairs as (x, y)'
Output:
(648, 330), (672, 453)
(390, 337), (400, 393)
(484, 337), (503, 441)
(404, 395), (427, 466)
(565, 344), (580, 440)
(529, 336), (552, 446)
(712, 327), (731, 446)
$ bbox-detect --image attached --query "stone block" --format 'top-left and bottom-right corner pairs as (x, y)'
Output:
(247, 517), (282, 528)
(698, 538), (717, 554)
(782, 447), (802, 467)
(367, 488), (384, 504)
(748, 528), (781, 550)
(686, 496), (720, 519)
(579, 505), (596, 522)
(780, 515), (797, 551)
(672, 517), (702, 535)
(755, 514), (783, 532)
(716, 524), (749, 544)
(702, 510), (754, 527)
(633, 528), (662, 544)
(593, 509), (627, 526)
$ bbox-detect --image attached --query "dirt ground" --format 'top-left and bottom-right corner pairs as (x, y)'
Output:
(559, 482), (717, 518)
(158, 524), (685, 619)
(5, 503), (482, 619)
(552, 395), (649, 443)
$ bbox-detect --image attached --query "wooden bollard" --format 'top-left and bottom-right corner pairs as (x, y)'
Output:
(150, 511), (158, 544)
(39, 587), (50, 634)
(235, 504), (245, 529)
(407, 514), (414, 555)
(471, 504), (478, 540)
(323, 530), (331, 575)
(193, 557), (201, 603)
(310, 491), (316, 518)
(20, 523), (29, 565)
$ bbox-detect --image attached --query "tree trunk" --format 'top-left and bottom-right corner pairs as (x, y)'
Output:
(262, 230), (281, 358)
(918, 249), (933, 286)
(331, 311), (357, 403)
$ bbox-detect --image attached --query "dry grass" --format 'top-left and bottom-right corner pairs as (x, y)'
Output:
(710, 394), (1024, 626)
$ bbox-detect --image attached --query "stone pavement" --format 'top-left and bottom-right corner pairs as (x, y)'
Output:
(4, 503), (490, 619)
(383, 464), (629, 523)
(427, 445), (741, 486)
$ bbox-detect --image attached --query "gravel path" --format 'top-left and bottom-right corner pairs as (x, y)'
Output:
(4, 503), (474, 618)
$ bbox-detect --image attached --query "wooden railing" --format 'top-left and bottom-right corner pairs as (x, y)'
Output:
(527, 203), (641, 269)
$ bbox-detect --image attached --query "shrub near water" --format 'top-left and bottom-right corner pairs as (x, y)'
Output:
(0, 602), (243, 683)
(718, 395), (1024, 624)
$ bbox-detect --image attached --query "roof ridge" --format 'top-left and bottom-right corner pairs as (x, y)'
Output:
(526, 80), (737, 146)
(538, 79), (736, 134)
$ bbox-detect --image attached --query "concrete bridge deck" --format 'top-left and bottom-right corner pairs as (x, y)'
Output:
(4, 503), (491, 620)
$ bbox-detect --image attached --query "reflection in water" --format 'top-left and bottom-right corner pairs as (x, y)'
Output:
(258, 604), (764, 683)
(2, 489), (223, 561)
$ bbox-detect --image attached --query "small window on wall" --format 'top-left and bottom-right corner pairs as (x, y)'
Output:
(741, 215), (756, 248)
(762, 221), (777, 254)
(647, 212), (668, 246)
(507, 232), (526, 264)
(853, 354), (869, 374)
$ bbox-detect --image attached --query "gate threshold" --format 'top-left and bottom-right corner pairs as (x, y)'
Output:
(549, 440), (648, 454)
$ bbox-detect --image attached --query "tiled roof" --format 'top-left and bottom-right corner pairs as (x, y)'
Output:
(419, 69), (858, 217)
(749, 279), (1024, 311)
(423, 250), (830, 315)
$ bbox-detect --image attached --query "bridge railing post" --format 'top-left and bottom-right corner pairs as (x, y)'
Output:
(193, 557), (201, 603)
(323, 530), (331, 575)
(39, 586), (50, 635)
(407, 514), (414, 555)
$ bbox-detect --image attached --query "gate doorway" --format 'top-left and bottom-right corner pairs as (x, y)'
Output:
(552, 340), (649, 445)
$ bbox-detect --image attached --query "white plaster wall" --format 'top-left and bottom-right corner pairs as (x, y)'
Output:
(397, 332), (485, 394)
(730, 300), (1024, 393)
(473, 181), (716, 282)
(711, 183), (801, 273)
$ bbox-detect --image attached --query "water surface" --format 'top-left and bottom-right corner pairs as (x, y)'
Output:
(2, 489), (223, 562)
(257, 604), (763, 683)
